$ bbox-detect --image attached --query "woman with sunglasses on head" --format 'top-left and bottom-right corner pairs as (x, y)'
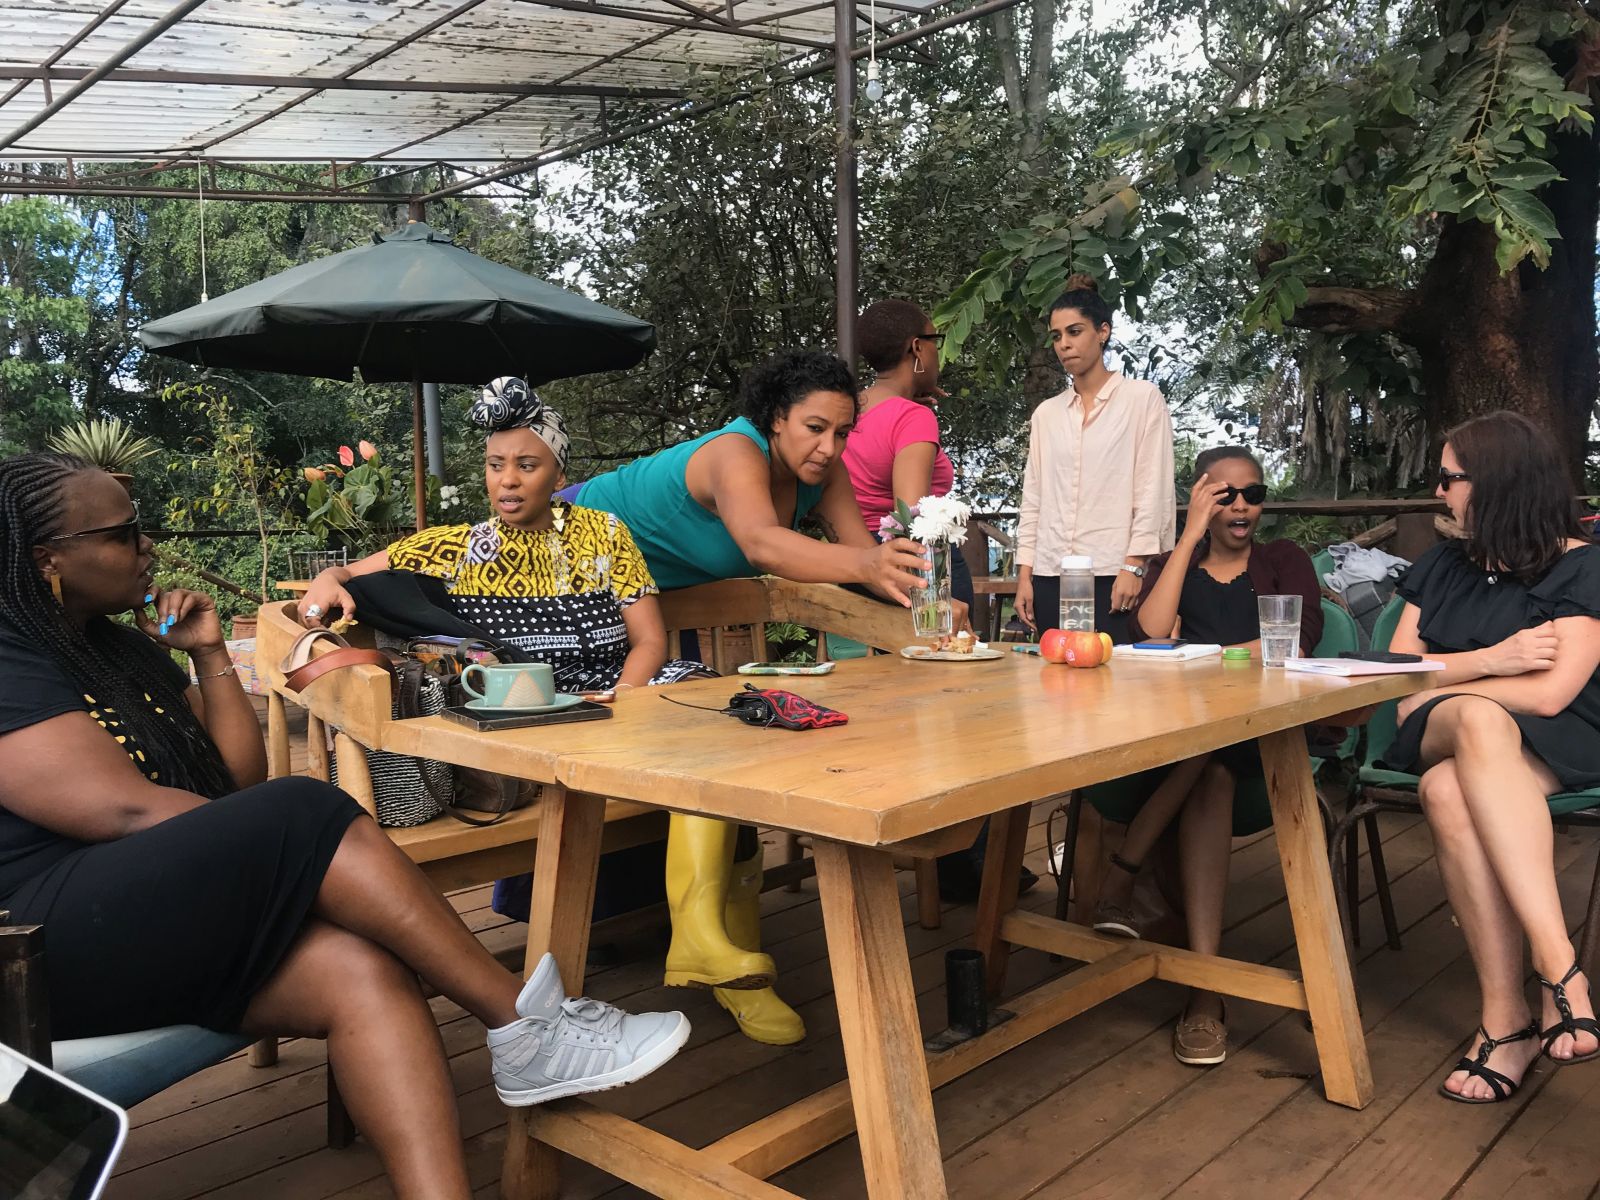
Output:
(1084, 446), (1321, 1067)
(843, 300), (974, 613)
(1015, 274), (1176, 644)
(0, 454), (688, 1200)
(842, 300), (1036, 901)
(1383, 413), (1599, 1104)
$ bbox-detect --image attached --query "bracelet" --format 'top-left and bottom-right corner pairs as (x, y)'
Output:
(195, 664), (236, 680)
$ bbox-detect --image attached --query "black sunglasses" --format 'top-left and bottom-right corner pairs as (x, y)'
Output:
(1216, 484), (1268, 505)
(913, 332), (946, 345)
(1438, 468), (1471, 489)
(44, 501), (142, 546)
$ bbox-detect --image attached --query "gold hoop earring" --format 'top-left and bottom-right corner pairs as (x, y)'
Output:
(49, 574), (63, 605)
(912, 356), (924, 375)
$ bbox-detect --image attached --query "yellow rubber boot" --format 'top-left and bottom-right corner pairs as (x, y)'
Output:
(663, 814), (776, 990)
(713, 850), (806, 1045)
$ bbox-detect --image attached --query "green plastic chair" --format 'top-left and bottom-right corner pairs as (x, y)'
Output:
(1334, 596), (1600, 969)
(1311, 548), (1336, 585)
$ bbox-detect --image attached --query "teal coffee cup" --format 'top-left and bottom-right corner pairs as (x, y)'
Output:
(461, 662), (556, 708)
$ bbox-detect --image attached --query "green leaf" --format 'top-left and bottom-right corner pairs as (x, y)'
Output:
(1489, 160), (1561, 191)
(1496, 188), (1561, 240)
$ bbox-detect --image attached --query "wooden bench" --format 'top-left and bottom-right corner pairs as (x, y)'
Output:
(255, 577), (937, 928)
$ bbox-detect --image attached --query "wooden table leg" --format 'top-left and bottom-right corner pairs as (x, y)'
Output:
(1260, 726), (1374, 1109)
(973, 803), (1032, 996)
(813, 840), (948, 1200)
(501, 785), (606, 1200)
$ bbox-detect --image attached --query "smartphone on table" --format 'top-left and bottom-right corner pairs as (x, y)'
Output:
(1132, 639), (1189, 650)
(737, 661), (837, 675)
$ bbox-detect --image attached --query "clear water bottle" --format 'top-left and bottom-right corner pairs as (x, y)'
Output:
(1059, 555), (1096, 632)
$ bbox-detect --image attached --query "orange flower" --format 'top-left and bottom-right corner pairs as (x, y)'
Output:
(337, 445), (355, 467)
(357, 439), (377, 461)
(303, 466), (327, 483)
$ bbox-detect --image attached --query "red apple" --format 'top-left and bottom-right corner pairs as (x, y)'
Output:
(1038, 629), (1113, 667)
(1038, 627), (1070, 663)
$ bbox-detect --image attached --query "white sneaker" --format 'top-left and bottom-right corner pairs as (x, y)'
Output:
(487, 953), (689, 1107)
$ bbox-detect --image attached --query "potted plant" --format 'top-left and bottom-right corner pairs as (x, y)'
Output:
(49, 417), (161, 491)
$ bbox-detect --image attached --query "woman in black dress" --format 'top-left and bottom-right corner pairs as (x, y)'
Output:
(1086, 446), (1322, 1067)
(0, 454), (688, 1198)
(1385, 413), (1600, 1103)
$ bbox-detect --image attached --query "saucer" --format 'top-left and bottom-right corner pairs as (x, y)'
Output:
(465, 693), (584, 715)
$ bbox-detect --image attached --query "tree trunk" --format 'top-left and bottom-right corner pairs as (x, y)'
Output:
(1408, 121), (1599, 487)
(1289, 117), (1598, 488)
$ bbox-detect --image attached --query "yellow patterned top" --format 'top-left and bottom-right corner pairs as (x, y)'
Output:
(385, 502), (657, 604)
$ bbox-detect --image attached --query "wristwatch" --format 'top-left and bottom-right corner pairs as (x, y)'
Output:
(1121, 562), (1146, 578)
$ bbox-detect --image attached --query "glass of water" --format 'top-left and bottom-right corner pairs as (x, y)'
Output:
(1257, 594), (1303, 667)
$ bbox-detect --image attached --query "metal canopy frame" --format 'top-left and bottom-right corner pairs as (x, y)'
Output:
(0, 0), (1025, 358)
(0, 0), (1016, 200)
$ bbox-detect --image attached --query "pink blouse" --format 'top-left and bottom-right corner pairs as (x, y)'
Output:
(842, 395), (955, 535)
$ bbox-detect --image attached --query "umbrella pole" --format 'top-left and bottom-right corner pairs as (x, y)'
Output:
(411, 374), (428, 531)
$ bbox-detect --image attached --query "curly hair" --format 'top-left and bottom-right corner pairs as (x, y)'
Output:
(0, 453), (236, 798)
(1049, 272), (1114, 331)
(857, 300), (929, 372)
(1446, 411), (1582, 584)
(739, 349), (858, 434)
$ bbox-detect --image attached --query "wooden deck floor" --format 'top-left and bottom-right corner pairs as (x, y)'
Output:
(107, 709), (1600, 1200)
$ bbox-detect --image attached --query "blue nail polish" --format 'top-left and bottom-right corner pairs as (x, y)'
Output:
(144, 593), (154, 604)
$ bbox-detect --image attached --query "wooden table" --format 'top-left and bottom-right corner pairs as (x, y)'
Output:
(383, 651), (1422, 1200)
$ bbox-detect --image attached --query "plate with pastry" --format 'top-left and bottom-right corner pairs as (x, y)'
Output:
(900, 631), (1004, 661)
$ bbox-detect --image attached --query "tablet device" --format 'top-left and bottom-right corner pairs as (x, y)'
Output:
(0, 1040), (128, 1199)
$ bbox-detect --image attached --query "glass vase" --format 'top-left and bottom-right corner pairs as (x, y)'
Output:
(910, 536), (954, 640)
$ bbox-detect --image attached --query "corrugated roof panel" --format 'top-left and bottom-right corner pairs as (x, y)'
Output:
(0, 0), (966, 164)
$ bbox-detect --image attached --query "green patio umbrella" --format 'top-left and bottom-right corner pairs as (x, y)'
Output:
(138, 221), (656, 525)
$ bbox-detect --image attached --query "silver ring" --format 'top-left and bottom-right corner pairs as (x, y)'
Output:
(305, 603), (323, 618)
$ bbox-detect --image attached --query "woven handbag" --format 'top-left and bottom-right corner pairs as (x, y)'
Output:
(280, 629), (450, 828)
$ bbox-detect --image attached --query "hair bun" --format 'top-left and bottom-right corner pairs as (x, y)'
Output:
(1062, 272), (1099, 294)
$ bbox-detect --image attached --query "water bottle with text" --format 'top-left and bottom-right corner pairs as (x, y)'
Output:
(1059, 555), (1096, 633)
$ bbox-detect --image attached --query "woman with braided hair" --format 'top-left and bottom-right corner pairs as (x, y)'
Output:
(0, 454), (689, 1199)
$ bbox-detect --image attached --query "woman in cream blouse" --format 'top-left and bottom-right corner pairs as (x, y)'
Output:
(1014, 274), (1176, 644)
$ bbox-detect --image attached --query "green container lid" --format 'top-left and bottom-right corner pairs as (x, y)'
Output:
(1222, 647), (1252, 661)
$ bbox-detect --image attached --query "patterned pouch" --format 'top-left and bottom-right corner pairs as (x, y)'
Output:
(724, 683), (848, 730)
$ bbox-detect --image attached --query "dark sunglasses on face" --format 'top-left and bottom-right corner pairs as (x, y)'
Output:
(1216, 484), (1268, 506)
(44, 501), (142, 546)
(914, 332), (946, 346)
(1438, 468), (1471, 489)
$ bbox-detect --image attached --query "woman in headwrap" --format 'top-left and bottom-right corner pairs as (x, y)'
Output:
(296, 381), (802, 1047)
(298, 378), (705, 692)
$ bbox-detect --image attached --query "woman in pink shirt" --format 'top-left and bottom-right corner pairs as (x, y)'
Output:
(843, 299), (973, 611)
(1015, 275), (1176, 643)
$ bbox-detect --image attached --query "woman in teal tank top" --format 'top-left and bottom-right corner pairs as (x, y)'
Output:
(572, 351), (939, 1050)
(575, 350), (931, 601)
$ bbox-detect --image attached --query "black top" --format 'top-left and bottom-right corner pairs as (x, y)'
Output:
(1131, 538), (1324, 653)
(0, 619), (191, 899)
(1385, 540), (1600, 789)
(1175, 569), (1260, 646)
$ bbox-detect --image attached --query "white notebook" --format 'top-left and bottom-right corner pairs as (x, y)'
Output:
(1283, 657), (1446, 677)
(1112, 643), (1223, 662)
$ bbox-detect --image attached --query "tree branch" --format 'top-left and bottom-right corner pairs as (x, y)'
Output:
(988, 11), (1025, 120)
(1287, 285), (1419, 338)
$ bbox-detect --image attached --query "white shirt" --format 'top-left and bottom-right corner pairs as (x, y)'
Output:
(1016, 372), (1177, 576)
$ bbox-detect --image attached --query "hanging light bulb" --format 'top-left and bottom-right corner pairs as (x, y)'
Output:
(863, 0), (883, 104)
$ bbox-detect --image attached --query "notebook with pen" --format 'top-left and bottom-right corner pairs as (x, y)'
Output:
(1283, 657), (1446, 677)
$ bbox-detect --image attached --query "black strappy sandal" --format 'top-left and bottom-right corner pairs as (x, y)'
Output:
(1538, 963), (1600, 1066)
(1437, 1021), (1539, 1104)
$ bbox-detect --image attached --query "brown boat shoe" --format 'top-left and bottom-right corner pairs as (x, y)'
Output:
(1173, 1004), (1228, 1066)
